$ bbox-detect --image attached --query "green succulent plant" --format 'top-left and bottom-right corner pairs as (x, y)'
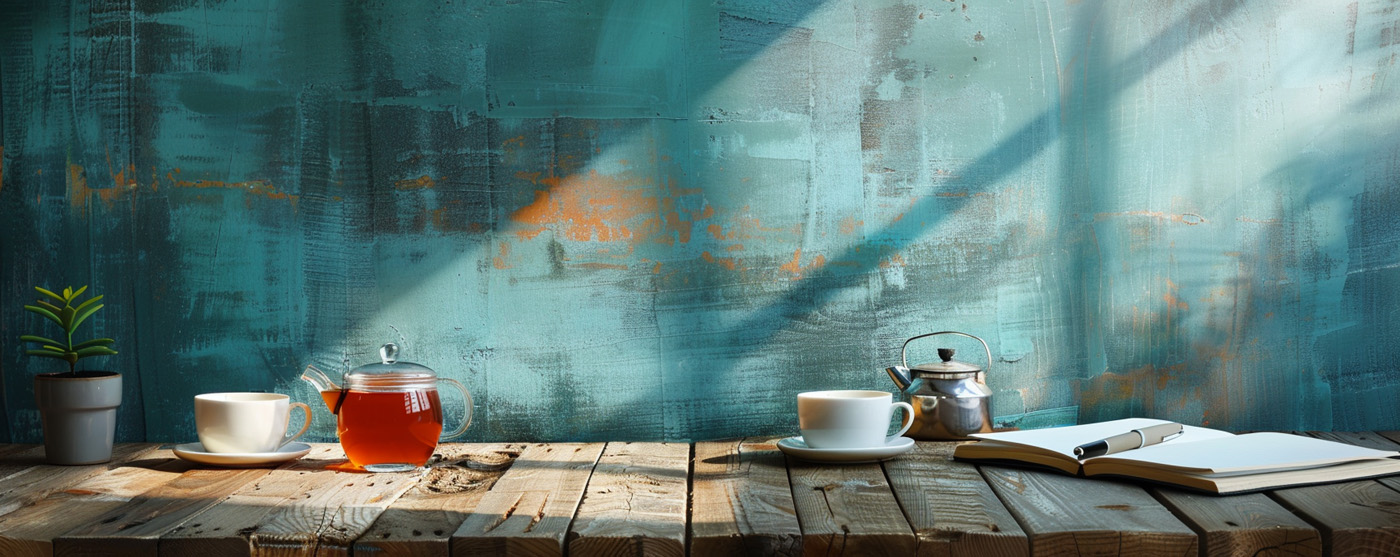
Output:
(20, 285), (118, 375)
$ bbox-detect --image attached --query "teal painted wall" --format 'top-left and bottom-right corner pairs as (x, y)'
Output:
(3, 0), (1398, 443)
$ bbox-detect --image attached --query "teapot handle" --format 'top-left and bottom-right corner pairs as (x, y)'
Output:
(900, 331), (992, 377)
(437, 378), (474, 440)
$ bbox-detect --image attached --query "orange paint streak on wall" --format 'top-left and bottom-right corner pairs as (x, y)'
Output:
(67, 164), (136, 210)
(701, 251), (737, 271)
(880, 254), (906, 268)
(509, 169), (662, 243)
(493, 242), (511, 269)
(780, 249), (804, 275)
(839, 215), (863, 235)
(165, 169), (299, 207)
(395, 175), (437, 189)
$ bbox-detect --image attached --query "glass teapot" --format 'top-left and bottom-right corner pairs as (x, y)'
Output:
(301, 343), (472, 472)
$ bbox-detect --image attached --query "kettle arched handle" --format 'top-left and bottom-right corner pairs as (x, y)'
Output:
(900, 331), (992, 378)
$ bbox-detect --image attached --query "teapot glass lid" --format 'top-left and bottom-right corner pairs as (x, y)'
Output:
(348, 343), (436, 378)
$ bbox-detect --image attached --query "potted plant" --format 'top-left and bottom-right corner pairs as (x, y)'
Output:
(20, 285), (122, 465)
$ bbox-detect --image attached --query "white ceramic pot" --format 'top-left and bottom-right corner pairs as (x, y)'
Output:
(34, 371), (122, 465)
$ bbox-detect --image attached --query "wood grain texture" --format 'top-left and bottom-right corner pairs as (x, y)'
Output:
(1270, 480), (1400, 556)
(159, 444), (345, 557)
(55, 465), (271, 555)
(245, 447), (421, 556)
(352, 443), (527, 557)
(568, 442), (689, 557)
(1266, 431), (1400, 555)
(979, 465), (1197, 557)
(0, 445), (55, 485)
(883, 442), (1028, 557)
(787, 455), (916, 556)
(0, 443), (158, 518)
(0, 452), (194, 557)
(0, 443), (37, 469)
(452, 443), (604, 557)
(1150, 489), (1320, 557)
(691, 438), (802, 556)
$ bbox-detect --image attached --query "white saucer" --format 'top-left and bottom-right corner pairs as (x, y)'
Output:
(172, 442), (312, 467)
(776, 436), (915, 464)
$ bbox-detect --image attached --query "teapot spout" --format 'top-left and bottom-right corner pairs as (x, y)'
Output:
(301, 365), (342, 411)
(886, 366), (913, 391)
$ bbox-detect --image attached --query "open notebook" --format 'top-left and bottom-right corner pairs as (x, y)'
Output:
(952, 418), (1400, 494)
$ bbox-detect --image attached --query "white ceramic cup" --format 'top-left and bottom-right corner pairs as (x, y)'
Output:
(798, 390), (914, 449)
(195, 393), (312, 454)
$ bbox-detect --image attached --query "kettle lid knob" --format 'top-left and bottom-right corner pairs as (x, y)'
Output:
(938, 348), (955, 362)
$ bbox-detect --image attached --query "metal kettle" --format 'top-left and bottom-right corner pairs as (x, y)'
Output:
(885, 331), (994, 440)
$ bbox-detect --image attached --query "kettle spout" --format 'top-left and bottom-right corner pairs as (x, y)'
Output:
(301, 365), (342, 412)
(885, 366), (913, 390)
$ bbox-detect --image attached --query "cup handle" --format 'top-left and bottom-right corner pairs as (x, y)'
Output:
(887, 401), (914, 443)
(438, 378), (474, 440)
(280, 402), (312, 448)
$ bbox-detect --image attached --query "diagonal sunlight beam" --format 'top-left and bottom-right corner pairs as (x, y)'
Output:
(680, 0), (1248, 418)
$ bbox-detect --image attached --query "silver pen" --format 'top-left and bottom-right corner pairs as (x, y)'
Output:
(1073, 422), (1184, 459)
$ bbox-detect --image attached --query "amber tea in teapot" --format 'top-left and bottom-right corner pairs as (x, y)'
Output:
(303, 343), (471, 472)
(319, 389), (445, 468)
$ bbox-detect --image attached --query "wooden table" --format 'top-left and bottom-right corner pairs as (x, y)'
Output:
(0, 432), (1397, 556)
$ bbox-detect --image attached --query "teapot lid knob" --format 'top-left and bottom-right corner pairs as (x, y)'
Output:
(938, 348), (955, 362)
(380, 343), (399, 364)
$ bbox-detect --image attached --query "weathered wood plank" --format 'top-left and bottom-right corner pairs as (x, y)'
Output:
(1270, 479), (1400, 556)
(159, 444), (345, 557)
(0, 445), (68, 488)
(1263, 431), (1400, 555)
(351, 443), (526, 557)
(980, 465), (1197, 556)
(242, 445), (421, 556)
(1150, 489), (1320, 557)
(0, 443), (159, 518)
(787, 455), (916, 556)
(691, 437), (802, 556)
(0, 451), (194, 557)
(451, 443), (604, 557)
(0, 443), (38, 470)
(568, 442), (689, 557)
(55, 464), (271, 555)
(884, 442), (1028, 557)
